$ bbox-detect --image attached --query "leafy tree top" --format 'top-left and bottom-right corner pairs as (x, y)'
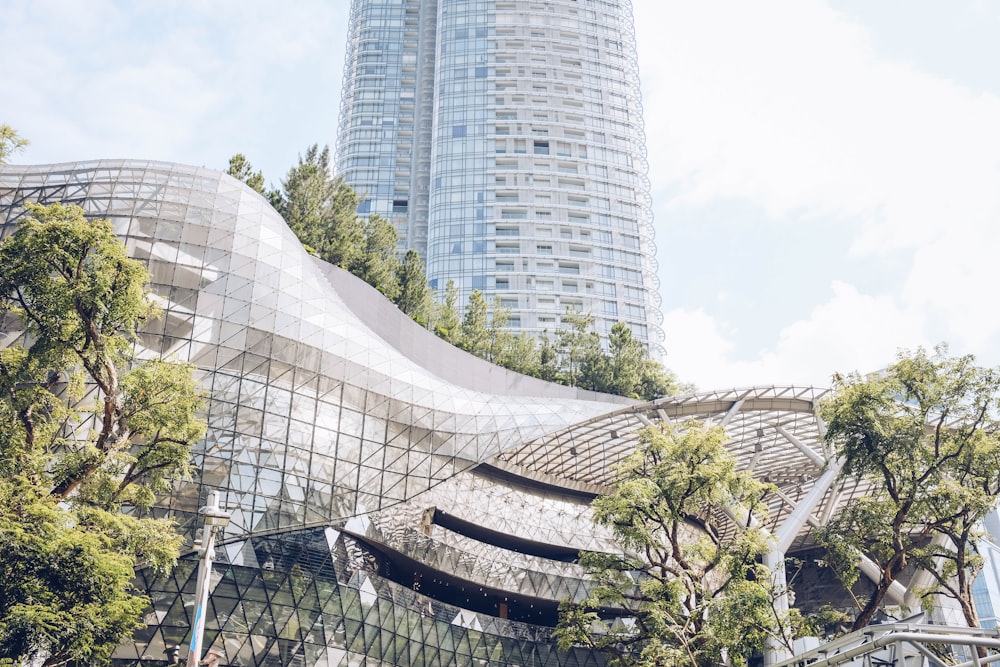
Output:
(818, 346), (1000, 629)
(557, 421), (800, 667)
(1, 203), (151, 369)
(253, 145), (685, 400)
(0, 124), (29, 163)
(0, 203), (205, 663)
(226, 152), (265, 195)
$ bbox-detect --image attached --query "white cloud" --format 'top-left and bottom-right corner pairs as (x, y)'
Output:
(637, 0), (1000, 249)
(636, 0), (1000, 385)
(3, 0), (997, 390)
(664, 282), (930, 389)
(0, 0), (348, 177)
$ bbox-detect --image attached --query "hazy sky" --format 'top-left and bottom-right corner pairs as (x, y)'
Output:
(2, 0), (998, 390)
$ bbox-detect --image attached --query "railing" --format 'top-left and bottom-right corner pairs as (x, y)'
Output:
(777, 623), (1000, 667)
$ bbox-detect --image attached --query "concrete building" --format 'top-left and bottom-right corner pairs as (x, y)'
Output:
(335, 0), (663, 350)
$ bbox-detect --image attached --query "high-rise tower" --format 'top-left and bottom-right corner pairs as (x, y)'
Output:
(336, 0), (662, 351)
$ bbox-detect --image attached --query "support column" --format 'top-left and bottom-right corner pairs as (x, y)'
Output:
(764, 459), (844, 666)
(764, 549), (793, 666)
(774, 462), (842, 554)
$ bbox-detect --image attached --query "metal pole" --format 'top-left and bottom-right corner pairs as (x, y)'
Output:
(187, 492), (230, 667)
(187, 525), (215, 666)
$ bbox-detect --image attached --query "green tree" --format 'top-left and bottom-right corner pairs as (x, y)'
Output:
(500, 332), (541, 377)
(817, 347), (1000, 630)
(486, 297), (515, 365)
(556, 421), (797, 666)
(353, 214), (400, 300)
(459, 290), (490, 359)
(603, 322), (644, 396)
(578, 347), (611, 393)
(0, 203), (205, 664)
(396, 250), (432, 324)
(432, 280), (462, 344)
(580, 322), (678, 399)
(536, 330), (560, 382)
(0, 124), (28, 163)
(226, 152), (265, 195)
(272, 144), (364, 268)
(638, 357), (682, 401)
(0, 480), (148, 665)
(555, 308), (602, 388)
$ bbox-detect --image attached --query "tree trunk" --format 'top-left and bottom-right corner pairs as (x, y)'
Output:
(852, 555), (906, 630)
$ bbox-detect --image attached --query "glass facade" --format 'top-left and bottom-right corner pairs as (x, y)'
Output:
(0, 161), (629, 666)
(974, 574), (996, 629)
(974, 517), (1000, 630)
(335, 0), (663, 351)
(2, 161), (979, 665)
(336, 0), (435, 252)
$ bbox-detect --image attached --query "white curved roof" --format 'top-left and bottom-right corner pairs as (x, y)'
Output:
(494, 385), (867, 549)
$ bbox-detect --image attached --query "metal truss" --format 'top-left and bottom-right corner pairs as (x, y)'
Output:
(777, 622), (1000, 667)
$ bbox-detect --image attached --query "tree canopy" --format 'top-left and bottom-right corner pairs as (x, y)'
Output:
(245, 146), (683, 401)
(270, 144), (365, 269)
(226, 153), (265, 195)
(817, 347), (1000, 630)
(0, 203), (205, 664)
(0, 124), (29, 163)
(555, 421), (800, 666)
(432, 279), (462, 345)
(568, 321), (678, 399)
(459, 290), (491, 360)
(554, 308), (602, 389)
(353, 214), (400, 301)
(396, 250), (433, 324)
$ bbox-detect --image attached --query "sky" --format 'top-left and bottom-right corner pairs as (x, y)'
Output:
(2, 0), (998, 391)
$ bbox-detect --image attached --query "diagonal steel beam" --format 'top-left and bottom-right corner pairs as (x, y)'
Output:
(720, 393), (749, 426)
(772, 423), (826, 469)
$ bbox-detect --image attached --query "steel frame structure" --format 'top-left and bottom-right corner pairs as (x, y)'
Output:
(0, 160), (980, 666)
(776, 623), (1000, 667)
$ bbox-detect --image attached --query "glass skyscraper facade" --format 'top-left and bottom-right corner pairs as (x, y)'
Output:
(335, 0), (663, 349)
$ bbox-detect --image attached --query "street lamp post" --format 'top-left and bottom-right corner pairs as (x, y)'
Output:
(187, 491), (230, 667)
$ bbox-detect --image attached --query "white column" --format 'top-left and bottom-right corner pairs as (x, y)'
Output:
(764, 459), (844, 666)
(764, 550), (793, 666)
